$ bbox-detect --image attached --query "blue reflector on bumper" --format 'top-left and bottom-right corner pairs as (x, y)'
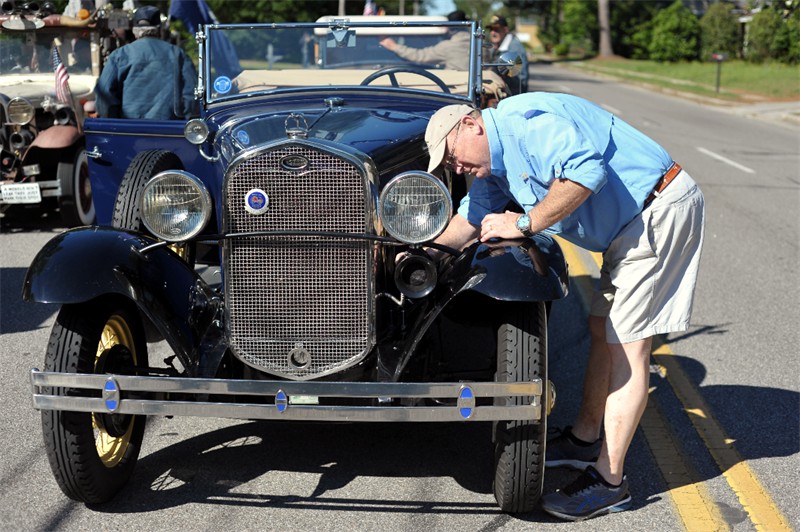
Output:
(458, 386), (475, 419)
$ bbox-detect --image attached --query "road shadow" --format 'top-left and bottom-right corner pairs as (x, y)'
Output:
(1, 208), (65, 334)
(87, 421), (501, 515)
(0, 207), (67, 234)
(0, 266), (56, 334)
(656, 341), (799, 464)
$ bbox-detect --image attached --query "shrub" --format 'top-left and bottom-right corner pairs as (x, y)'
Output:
(746, 7), (784, 62)
(648, 0), (700, 62)
(699, 2), (741, 60)
(770, 9), (800, 64)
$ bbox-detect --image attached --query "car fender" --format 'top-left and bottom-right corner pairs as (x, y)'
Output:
(22, 227), (221, 372)
(464, 235), (569, 302)
(27, 124), (81, 150)
(388, 235), (568, 380)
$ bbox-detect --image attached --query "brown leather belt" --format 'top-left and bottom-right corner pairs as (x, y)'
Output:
(644, 162), (682, 206)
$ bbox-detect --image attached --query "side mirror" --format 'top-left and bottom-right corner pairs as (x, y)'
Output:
(492, 51), (522, 78)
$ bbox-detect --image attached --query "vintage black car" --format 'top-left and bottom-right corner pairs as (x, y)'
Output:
(24, 17), (568, 513)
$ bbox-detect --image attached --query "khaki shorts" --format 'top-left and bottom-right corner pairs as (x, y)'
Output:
(590, 170), (705, 344)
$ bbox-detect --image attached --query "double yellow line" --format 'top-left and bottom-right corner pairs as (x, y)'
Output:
(556, 237), (791, 532)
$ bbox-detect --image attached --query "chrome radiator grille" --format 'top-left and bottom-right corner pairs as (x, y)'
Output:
(223, 143), (372, 380)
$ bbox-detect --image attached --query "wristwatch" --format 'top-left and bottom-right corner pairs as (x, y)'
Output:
(515, 213), (534, 237)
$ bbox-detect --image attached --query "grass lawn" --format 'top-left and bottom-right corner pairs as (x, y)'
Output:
(560, 58), (800, 102)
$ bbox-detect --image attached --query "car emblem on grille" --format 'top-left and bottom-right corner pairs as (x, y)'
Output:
(280, 155), (309, 171)
(244, 188), (269, 215)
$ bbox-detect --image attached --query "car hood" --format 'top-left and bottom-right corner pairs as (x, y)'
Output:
(0, 73), (96, 101)
(211, 98), (434, 174)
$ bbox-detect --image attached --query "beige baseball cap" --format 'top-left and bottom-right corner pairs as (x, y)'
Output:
(425, 104), (476, 173)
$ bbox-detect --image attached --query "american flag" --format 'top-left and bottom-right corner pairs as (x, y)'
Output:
(363, 1), (377, 15)
(52, 44), (72, 104)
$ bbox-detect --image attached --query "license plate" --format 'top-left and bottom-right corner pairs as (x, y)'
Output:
(22, 164), (41, 177)
(1, 183), (42, 204)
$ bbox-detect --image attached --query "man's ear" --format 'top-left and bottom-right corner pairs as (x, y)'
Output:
(463, 114), (484, 135)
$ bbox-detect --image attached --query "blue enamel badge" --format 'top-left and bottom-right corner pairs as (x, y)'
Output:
(244, 188), (269, 215)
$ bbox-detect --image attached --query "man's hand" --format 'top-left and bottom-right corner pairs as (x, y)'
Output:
(379, 38), (397, 51)
(480, 210), (525, 241)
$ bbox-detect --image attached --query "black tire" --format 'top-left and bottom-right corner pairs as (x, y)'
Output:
(492, 301), (548, 514)
(58, 148), (96, 227)
(41, 300), (148, 503)
(113, 150), (182, 231)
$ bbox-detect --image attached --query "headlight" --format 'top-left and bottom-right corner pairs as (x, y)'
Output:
(379, 171), (452, 244)
(141, 170), (211, 242)
(7, 97), (34, 125)
(184, 118), (210, 145)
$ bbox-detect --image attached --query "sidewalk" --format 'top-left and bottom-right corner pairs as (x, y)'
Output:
(717, 100), (800, 130)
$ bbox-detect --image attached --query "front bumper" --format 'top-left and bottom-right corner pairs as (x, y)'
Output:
(31, 369), (542, 422)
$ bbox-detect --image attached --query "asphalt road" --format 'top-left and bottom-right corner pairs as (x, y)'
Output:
(1, 64), (798, 531)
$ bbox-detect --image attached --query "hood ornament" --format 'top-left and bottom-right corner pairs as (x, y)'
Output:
(285, 113), (309, 139)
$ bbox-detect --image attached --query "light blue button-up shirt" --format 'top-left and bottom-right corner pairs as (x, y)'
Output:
(458, 93), (673, 252)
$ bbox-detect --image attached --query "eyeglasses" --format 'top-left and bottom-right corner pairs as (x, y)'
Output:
(443, 122), (462, 172)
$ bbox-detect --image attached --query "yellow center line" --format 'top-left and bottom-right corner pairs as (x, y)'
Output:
(556, 236), (791, 531)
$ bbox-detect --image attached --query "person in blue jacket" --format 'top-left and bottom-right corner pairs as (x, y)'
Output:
(95, 6), (197, 120)
(424, 94), (705, 521)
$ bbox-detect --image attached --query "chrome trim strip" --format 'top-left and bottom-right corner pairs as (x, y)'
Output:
(31, 369), (542, 422)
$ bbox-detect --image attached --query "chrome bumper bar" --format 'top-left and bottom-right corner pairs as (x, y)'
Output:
(31, 369), (542, 422)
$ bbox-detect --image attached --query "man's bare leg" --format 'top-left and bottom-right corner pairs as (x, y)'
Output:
(593, 336), (653, 485)
(570, 315), (611, 443)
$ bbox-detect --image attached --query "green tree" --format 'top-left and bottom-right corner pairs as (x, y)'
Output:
(699, 2), (740, 60)
(648, 0), (700, 62)
(560, 0), (597, 56)
(610, 0), (667, 59)
(746, 7), (783, 62)
(769, 8), (800, 64)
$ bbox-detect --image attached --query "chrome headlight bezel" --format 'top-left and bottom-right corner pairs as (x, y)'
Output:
(7, 97), (34, 125)
(140, 170), (212, 242)
(184, 118), (210, 145)
(379, 171), (452, 244)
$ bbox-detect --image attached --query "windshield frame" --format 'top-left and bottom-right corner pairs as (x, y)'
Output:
(198, 19), (482, 108)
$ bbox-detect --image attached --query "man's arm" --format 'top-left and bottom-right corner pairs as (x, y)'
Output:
(479, 178), (592, 241)
(379, 38), (442, 65)
(426, 213), (480, 260)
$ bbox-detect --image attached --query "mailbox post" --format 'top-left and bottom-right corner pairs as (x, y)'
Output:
(711, 53), (727, 94)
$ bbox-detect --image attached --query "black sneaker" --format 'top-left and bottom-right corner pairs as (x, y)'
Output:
(540, 465), (632, 521)
(545, 426), (602, 470)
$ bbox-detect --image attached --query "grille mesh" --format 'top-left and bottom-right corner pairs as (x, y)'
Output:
(224, 144), (371, 379)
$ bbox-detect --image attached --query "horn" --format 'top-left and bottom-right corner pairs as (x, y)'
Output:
(394, 251), (437, 299)
(36, 1), (55, 16)
(1, 1), (16, 15)
(54, 107), (73, 125)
